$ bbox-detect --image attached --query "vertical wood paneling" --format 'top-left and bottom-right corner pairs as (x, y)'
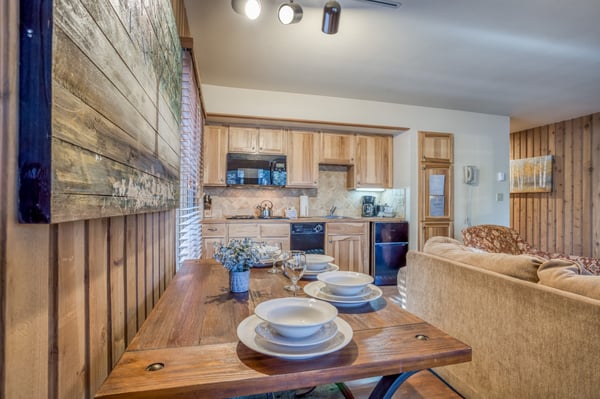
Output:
(510, 112), (600, 257)
(593, 113), (600, 258)
(88, 218), (109, 394)
(539, 125), (549, 250)
(57, 221), (86, 398)
(581, 115), (593, 256)
(125, 215), (138, 345)
(145, 214), (155, 314)
(109, 217), (125, 367)
(547, 123), (556, 250)
(137, 215), (147, 329)
(3, 1), (180, 398)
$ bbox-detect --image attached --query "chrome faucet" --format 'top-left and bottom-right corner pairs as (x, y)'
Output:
(328, 205), (337, 216)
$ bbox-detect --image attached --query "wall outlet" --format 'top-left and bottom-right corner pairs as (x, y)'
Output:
(496, 193), (504, 201)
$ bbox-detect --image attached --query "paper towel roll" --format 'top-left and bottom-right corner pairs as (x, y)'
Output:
(299, 196), (309, 217)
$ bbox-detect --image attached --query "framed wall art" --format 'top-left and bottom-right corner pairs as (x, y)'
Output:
(510, 155), (553, 193)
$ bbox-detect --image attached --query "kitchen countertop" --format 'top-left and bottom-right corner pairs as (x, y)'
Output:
(203, 216), (407, 223)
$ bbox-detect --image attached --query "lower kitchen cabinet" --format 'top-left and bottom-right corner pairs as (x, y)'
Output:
(259, 223), (290, 250)
(325, 222), (369, 274)
(201, 223), (227, 259)
(202, 222), (291, 260)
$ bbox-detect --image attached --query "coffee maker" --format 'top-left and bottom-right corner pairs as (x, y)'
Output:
(361, 195), (376, 217)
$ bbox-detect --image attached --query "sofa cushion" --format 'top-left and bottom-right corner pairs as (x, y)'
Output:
(537, 259), (600, 300)
(423, 236), (544, 282)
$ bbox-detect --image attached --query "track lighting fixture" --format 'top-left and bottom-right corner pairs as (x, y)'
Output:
(278, 1), (303, 25)
(322, 1), (341, 34)
(231, 0), (261, 20)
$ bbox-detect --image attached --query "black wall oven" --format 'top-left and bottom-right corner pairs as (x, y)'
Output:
(290, 222), (325, 254)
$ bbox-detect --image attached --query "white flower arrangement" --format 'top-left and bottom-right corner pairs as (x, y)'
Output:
(213, 238), (260, 272)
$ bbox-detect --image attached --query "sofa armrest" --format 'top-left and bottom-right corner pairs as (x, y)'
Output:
(406, 250), (600, 399)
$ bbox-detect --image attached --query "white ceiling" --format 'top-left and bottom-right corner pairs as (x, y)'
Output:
(184, 0), (600, 132)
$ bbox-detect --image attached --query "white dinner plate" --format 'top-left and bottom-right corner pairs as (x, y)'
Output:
(304, 281), (383, 306)
(302, 263), (340, 279)
(319, 285), (372, 301)
(255, 320), (338, 347)
(237, 315), (353, 360)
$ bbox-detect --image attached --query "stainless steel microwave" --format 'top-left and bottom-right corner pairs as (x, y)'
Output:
(226, 153), (287, 187)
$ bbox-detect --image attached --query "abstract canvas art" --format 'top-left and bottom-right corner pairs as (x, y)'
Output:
(510, 155), (553, 193)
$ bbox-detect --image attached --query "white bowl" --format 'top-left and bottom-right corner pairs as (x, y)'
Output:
(254, 297), (338, 338)
(305, 254), (335, 271)
(317, 271), (374, 296)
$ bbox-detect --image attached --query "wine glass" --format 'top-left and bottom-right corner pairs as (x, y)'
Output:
(283, 250), (307, 293)
(265, 242), (283, 274)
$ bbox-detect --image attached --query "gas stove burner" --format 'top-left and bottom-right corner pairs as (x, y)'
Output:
(226, 215), (256, 220)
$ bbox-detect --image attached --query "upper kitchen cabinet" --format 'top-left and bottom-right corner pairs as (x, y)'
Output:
(348, 135), (393, 189)
(419, 131), (454, 164)
(203, 125), (228, 186)
(228, 127), (287, 155)
(286, 130), (320, 188)
(320, 132), (355, 165)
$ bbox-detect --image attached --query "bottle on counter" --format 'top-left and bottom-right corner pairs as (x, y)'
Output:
(203, 193), (212, 218)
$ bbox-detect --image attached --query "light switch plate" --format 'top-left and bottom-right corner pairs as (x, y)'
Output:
(496, 193), (504, 201)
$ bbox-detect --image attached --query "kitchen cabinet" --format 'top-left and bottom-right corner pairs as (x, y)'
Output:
(348, 135), (392, 189)
(418, 131), (454, 250)
(320, 132), (355, 165)
(228, 127), (286, 155)
(203, 125), (228, 186)
(419, 131), (454, 163)
(286, 130), (320, 188)
(259, 223), (290, 250)
(228, 223), (260, 240)
(325, 222), (369, 274)
(201, 223), (227, 259)
(420, 221), (454, 249)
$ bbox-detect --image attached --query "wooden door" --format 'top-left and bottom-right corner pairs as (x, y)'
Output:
(320, 132), (355, 165)
(228, 126), (258, 153)
(203, 126), (228, 186)
(258, 128), (287, 154)
(286, 130), (319, 188)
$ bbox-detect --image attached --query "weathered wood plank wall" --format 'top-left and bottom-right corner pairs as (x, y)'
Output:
(510, 112), (600, 258)
(2, 0), (181, 397)
(19, 0), (181, 223)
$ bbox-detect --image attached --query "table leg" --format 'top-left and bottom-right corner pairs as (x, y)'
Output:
(368, 370), (421, 399)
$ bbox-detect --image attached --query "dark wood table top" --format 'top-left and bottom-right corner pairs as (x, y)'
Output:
(95, 260), (471, 399)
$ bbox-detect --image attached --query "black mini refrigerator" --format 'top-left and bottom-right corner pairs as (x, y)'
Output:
(371, 222), (409, 285)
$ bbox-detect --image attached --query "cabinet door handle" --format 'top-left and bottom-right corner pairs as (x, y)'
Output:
(329, 239), (333, 243)
(207, 227), (217, 231)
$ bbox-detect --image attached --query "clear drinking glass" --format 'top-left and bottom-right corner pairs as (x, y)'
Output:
(283, 250), (307, 293)
(266, 242), (283, 274)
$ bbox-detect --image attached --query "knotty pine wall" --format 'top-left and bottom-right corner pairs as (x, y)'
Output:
(510, 112), (600, 258)
(1, 0), (177, 398)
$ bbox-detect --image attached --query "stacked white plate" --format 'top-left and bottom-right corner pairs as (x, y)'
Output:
(304, 271), (383, 306)
(236, 297), (353, 360)
(302, 254), (338, 279)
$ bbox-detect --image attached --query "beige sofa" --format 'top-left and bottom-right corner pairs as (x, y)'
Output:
(404, 237), (600, 399)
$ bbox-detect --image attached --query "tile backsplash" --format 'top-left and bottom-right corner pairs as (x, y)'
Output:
(204, 166), (406, 219)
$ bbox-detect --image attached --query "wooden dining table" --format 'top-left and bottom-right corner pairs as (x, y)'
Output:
(95, 259), (471, 399)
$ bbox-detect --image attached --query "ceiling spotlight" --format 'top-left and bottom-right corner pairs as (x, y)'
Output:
(278, 2), (303, 25)
(231, 0), (261, 20)
(322, 1), (341, 34)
